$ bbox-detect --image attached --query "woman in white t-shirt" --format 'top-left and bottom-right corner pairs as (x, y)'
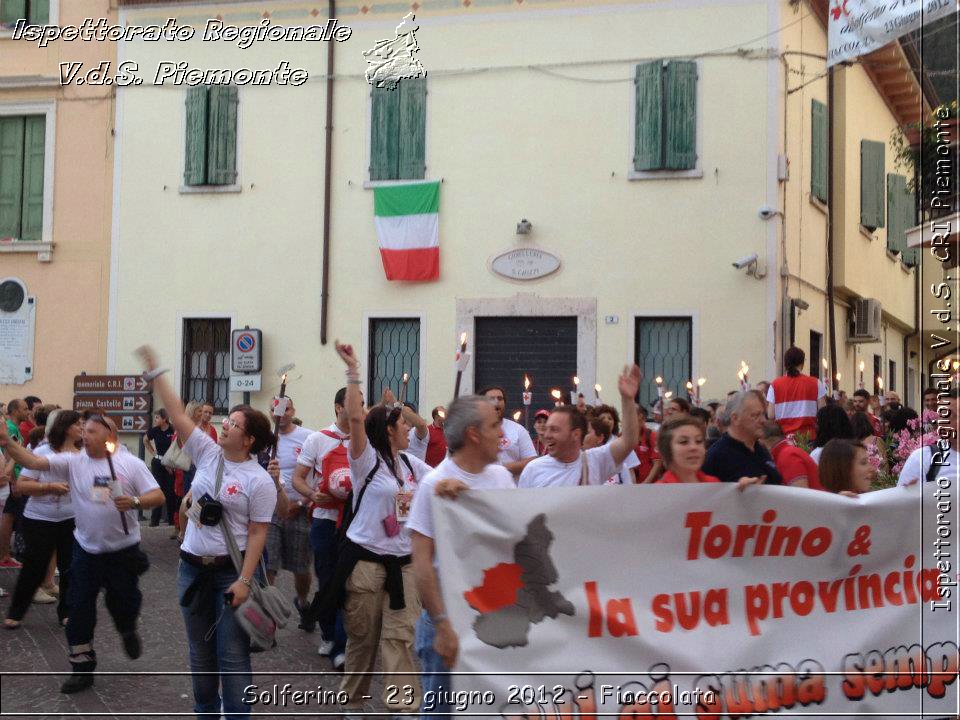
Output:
(333, 341), (431, 715)
(138, 347), (280, 720)
(4, 410), (82, 629)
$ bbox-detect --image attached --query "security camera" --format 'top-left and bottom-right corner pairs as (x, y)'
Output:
(758, 205), (779, 220)
(732, 253), (759, 270)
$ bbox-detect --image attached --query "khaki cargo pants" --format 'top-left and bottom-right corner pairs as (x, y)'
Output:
(339, 560), (422, 713)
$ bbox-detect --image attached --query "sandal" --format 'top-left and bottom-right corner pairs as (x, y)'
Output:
(4, 619), (21, 630)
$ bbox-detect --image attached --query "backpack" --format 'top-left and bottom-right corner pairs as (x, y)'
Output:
(315, 430), (351, 519)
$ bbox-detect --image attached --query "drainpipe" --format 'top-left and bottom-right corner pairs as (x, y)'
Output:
(826, 66), (839, 393)
(319, 0), (336, 345)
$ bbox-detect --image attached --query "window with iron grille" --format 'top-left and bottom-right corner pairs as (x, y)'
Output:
(809, 331), (822, 379)
(635, 317), (692, 409)
(181, 318), (231, 414)
(368, 318), (420, 408)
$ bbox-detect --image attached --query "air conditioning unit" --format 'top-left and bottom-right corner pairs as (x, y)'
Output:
(849, 298), (882, 343)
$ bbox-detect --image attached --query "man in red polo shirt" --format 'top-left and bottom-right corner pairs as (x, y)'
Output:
(425, 406), (448, 467)
(760, 422), (822, 490)
(766, 347), (827, 440)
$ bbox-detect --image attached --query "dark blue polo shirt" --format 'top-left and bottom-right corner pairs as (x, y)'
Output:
(702, 433), (783, 485)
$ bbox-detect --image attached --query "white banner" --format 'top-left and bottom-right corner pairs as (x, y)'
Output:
(435, 484), (958, 718)
(828, 0), (958, 67)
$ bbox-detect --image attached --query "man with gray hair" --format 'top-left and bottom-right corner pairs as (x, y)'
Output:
(702, 390), (782, 485)
(407, 395), (514, 716)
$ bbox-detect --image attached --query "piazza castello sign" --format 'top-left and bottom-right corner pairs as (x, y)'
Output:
(490, 248), (561, 281)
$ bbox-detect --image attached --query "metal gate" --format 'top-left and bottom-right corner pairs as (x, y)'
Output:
(474, 316), (577, 417)
(634, 317), (692, 409)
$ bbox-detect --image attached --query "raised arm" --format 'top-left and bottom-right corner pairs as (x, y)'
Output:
(0, 424), (49, 471)
(136, 346), (196, 441)
(609, 365), (641, 466)
(336, 341), (367, 459)
(382, 387), (428, 440)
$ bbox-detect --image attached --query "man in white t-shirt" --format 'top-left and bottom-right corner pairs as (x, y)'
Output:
(0, 415), (163, 694)
(519, 365), (642, 488)
(264, 398), (315, 628)
(478, 385), (537, 477)
(898, 388), (959, 488)
(292, 387), (353, 666)
(408, 395), (514, 713)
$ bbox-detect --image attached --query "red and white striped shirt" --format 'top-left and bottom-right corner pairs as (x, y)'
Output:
(766, 374), (826, 438)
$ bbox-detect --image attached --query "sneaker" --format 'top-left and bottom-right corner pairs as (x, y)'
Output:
(121, 631), (142, 660)
(295, 597), (315, 633)
(332, 652), (345, 672)
(0, 558), (22, 569)
(60, 673), (94, 694)
(32, 588), (56, 604)
(317, 638), (334, 656)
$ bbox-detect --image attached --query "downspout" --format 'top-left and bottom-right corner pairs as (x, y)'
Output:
(319, 0), (336, 345)
(826, 65), (839, 393)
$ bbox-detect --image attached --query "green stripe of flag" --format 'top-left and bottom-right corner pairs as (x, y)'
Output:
(374, 181), (440, 217)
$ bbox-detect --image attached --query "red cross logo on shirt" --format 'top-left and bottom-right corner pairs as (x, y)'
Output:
(830, 0), (849, 20)
(225, 484), (240, 496)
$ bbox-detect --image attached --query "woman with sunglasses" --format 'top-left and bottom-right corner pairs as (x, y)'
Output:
(137, 347), (279, 720)
(4, 410), (82, 630)
(331, 341), (431, 716)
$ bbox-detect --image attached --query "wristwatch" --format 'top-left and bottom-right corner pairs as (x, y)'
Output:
(132, 496), (141, 509)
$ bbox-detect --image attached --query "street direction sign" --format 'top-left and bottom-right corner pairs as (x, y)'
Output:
(73, 395), (152, 414)
(116, 414), (149, 433)
(73, 375), (149, 394)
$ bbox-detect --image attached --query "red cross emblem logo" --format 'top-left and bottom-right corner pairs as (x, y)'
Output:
(226, 484), (240, 496)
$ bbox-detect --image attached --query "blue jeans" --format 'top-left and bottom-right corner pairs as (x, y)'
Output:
(66, 542), (143, 657)
(309, 517), (346, 657)
(177, 561), (252, 720)
(415, 611), (452, 719)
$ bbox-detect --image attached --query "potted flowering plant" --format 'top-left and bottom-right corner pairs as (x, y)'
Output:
(873, 411), (939, 489)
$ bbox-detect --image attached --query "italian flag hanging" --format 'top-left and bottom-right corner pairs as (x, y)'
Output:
(373, 181), (440, 282)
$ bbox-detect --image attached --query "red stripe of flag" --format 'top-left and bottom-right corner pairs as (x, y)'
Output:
(379, 247), (439, 282)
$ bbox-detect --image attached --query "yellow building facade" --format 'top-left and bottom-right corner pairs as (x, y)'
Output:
(106, 0), (931, 427)
(0, 0), (116, 406)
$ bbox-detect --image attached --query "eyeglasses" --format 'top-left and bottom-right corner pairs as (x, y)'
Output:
(86, 414), (112, 432)
(222, 417), (245, 432)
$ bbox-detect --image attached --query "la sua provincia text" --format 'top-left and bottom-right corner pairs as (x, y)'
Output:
(10, 17), (354, 87)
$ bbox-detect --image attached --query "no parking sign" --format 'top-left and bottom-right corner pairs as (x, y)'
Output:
(231, 328), (262, 373)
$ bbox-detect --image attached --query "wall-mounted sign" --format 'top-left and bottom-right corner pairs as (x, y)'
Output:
(231, 328), (262, 373)
(490, 248), (561, 281)
(0, 278), (35, 385)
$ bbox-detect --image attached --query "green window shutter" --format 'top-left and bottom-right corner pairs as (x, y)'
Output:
(860, 140), (885, 230)
(19, 115), (44, 241)
(886, 173), (906, 255)
(634, 61), (663, 171)
(206, 85), (238, 186)
(0, 117), (25, 240)
(664, 61), (697, 170)
(28, 0), (48, 24)
(397, 77), (426, 180)
(184, 87), (208, 186)
(370, 86), (400, 181)
(811, 100), (828, 203)
(1, 0), (26, 24)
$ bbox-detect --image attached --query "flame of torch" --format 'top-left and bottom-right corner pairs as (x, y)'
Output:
(550, 389), (562, 401)
(512, 410), (522, 422)
(858, 360), (865, 372)
(459, 333), (468, 352)
(524, 375), (531, 390)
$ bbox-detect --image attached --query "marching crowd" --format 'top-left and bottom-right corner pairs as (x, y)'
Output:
(0, 343), (955, 719)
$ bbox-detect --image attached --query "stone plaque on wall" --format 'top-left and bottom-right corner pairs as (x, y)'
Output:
(0, 278), (35, 385)
(490, 248), (561, 281)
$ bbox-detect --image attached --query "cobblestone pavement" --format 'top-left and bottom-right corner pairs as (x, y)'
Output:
(0, 522), (391, 719)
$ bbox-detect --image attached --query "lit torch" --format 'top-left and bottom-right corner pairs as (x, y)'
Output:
(877, 376), (885, 406)
(594, 384), (602, 405)
(104, 441), (129, 536)
(655, 376), (664, 400)
(453, 333), (470, 399)
(512, 410), (522, 422)
(271, 371), (290, 460)
(697, 377), (706, 407)
(551, 389), (563, 407)
(399, 372), (409, 405)
(571, 375), (580, 405)
(834, 372), (842, 401)
(858, 360), (865, 390)
(821, 358), (829, 389)
(522, 375), (532, 431)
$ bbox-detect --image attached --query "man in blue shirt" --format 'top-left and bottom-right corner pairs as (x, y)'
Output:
(703, 391), (782, 486)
